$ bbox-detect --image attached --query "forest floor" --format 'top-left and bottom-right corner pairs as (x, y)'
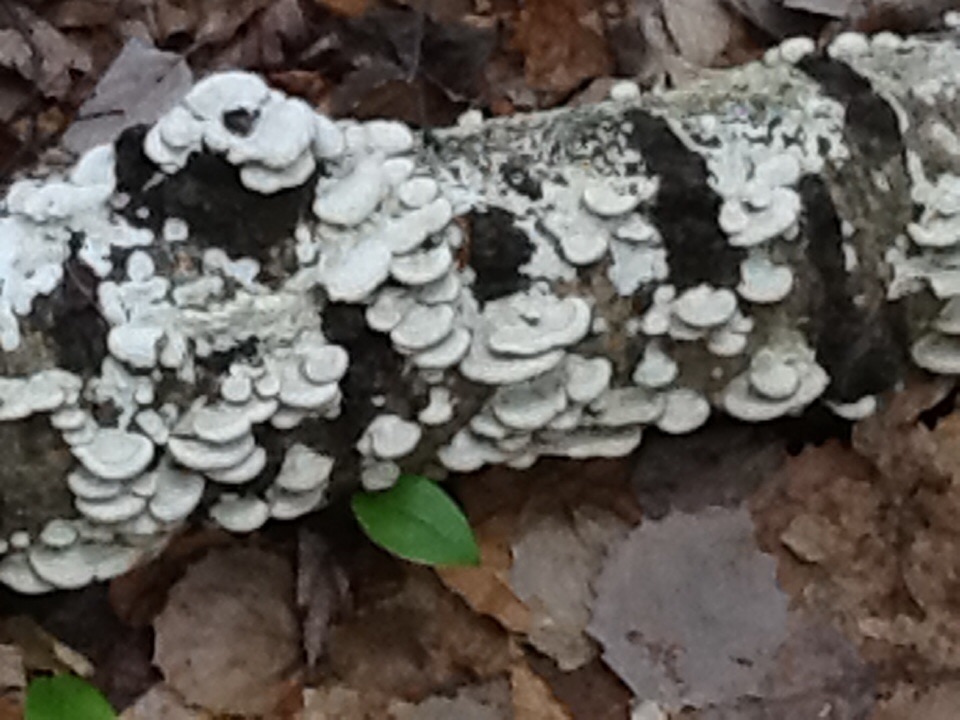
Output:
(1, 1), (959, 718)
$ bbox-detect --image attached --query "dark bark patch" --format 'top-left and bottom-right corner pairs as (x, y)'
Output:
(196, 336), (260, 377)
(798, 57), (902, 164)
(322, 302), (420, 444)
(800, 175), (904, 401)
(623, 109), (744, 290)
(114, 127), (316, 270)
(466, 207), (535, 303)
(222, 108), (258, 136)
(0, 415), (75, 538)
(500, 157), (543, 200)
(113, 125), (156, 193)
(29, 254), (109, 375)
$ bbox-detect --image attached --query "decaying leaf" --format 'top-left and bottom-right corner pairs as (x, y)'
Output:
(307, 0), (376, 18)
(872, 682), (960, 720)
(0, 696), (23, 720)
(0, 644), (24, 693)
(297, 529), (348, 670)
(512, 0), (612, 95)
(723, 0), (826, 39)
(206, 0), (311, 71)
(510, 508), (629, 670)
(632, 423), (786, 519)
(118, 683), (207, 720)
(0, 616), (93, 678)
(510, 658), (572, 720)
(588, 507), (790, 709)
(660, 0), (737, 67)
(525, 654), (634, 720)
(441, 460), (639, 670)
(0, 5), (93, 99)
(389, 679), (511, 720)
(152, 546), (300, 717)
(302, 684), (368, 720)
(326, 560), (511, 703)
(436, 515), (533, 636)
(752, 381), (960, 672)
(782, 0), (857, 17)
(62, 38), (192, 154)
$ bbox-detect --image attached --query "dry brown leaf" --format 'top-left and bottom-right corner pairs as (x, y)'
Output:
(0, 696), (23, 720)
(783, 0), (856, 16)
(327, 561), (511, 702)
(524, 654), (633, 720)
(660, 0), (737, 67)
(872, 682), (960, 720)
(511, 508), (629, 670)
(47, 0), (120, 29)
(0, 616), (93, 678)
(511, 659), (572, 720)
(0, 5), (92, 99)
(119, 684), (209, 720)
(307, 0), (375, 18)
(152, 546), (301, 717)
(751, 386), (960, 674)
(512, 0), (612, 95)
(388, 679), (511, 720)
(723, 0), (826, 39)
(436, 515), (532, 636)
(110, 528), (233, 627)
(442, 460), (639, 670)
(0, 645), (24, 693)
(302, 685), (370, 720)
(207, 0), (311, 70)
(297, 529), (348, 670)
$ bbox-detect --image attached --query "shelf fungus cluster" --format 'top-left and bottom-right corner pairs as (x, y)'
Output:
(1, 29), (960, 592)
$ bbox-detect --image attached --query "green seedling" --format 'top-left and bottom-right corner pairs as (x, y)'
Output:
(352, 473), (481, 567)
(25, 674), (116, 720)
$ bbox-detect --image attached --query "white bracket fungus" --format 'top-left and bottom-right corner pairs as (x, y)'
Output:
(4, 32), (960, 591)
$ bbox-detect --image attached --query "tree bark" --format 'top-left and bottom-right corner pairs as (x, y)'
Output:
(1, 31), (959, 592)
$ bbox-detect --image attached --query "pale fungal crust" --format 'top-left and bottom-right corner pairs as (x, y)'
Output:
(4, 32), (960, 591)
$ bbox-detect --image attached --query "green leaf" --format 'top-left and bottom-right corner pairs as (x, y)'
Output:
(25, 675), (116, 720)
(351, 474), (480, 567)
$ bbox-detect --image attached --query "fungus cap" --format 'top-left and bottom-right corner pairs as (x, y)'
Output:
(359, 414), (422, 460)
(73, 428), (155, 482)
(565, 355), (613, 404)
(210, 496), (270, 533)
(275, 444), (334, 493)
(632, 342), (679, 389)
(673, 285), (738, 329)
(413, 327), (472, 370)
(656, 389), (711, 434)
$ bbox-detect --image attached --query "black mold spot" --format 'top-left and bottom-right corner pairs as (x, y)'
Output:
(467, 207), (535, 303)
(500, 158), (542, 200)
(798, 57), (902, 163)
(800, 175), (904, 401)
(624, 109), (745, 290)
(114, 127), (316, 268)
(196, 336), (260, 377)
(222, 108), (258, 136)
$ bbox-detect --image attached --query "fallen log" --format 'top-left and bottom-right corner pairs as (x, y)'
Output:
(1, 29), (958, 592)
